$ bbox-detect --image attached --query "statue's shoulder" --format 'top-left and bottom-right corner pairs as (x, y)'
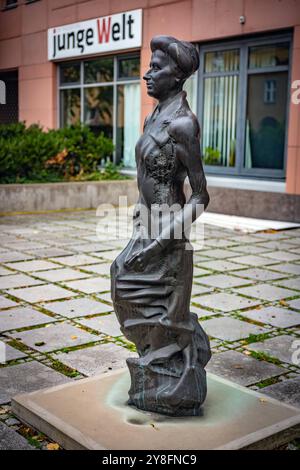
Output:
(168, 104), (200, 142)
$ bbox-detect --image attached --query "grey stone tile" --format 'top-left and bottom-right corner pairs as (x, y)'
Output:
(206, 350), (285, 386)
(191, 284), (213, 296)
(229, 267), (288, 282)
(196, 274), (250, 289)
(0, 361), (71, 404)
(34, 268), (91, 282)
(7, 284), (77, 303)
(262, 251), (300, 262)
(96, 292), (113, 304)
(0, 274), (43, 289)
(11, 323), (99, 352)
(201, 317), (267, 341)
(7, 241), (47, 251)
(0, 421), (34, 450)
(55, 343), (137, 376)
(80, 263), (112, 276)
(0, 252), (34, 263)
(248, 335), (297, 364)
(0, 296), (18, 310)
(229, 244), (272, 255)
(199, 248), (238, 259)
(270, 263), (300, 275)
(261, 377), (300, 408)
(275, 277), (300, 291)
(43, 298), (113, 318)
(0, 306), (56, 332)
(199, 260), (244, 272)
(190, 306), (218, 318)
(24, 248), (75, 258)
(79, 313), (121, 337)
(239, 306), (300, 328)
(234, 283), (299, 301)
(0, 341), (27, 362)
(5, 260), (60, 272)
(287, 298), (300, 310)
(0, 266), (14, 276)
(91, 250), (121, 262)
(258, 241), (299, 251)
(192, 292), (260, 312)
(228, 255), (277, 267)
(193, 266), (211, 276)
(50, 254), (101, 266)
(63, 277), (111, 294)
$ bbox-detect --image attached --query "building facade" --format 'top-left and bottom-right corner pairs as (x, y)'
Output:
(0, 0), (300, 220)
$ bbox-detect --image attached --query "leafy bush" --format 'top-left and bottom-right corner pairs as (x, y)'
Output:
(0, 122), (118, 183)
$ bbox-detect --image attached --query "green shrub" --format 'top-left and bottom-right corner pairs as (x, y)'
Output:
(0, 122), (115, 183)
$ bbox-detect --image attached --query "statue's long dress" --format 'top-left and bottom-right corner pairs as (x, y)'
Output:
(111, 91), (211, 416)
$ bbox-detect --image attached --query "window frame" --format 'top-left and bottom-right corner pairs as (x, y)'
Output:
(58, 53), (140, 164)
(198, 32), (292, 180)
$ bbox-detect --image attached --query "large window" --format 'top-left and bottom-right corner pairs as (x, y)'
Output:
(59, 54), (140, 168)
(199, 35), (291, 179)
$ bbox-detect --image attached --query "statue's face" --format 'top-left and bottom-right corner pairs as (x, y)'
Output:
(143, 49), (179, 100)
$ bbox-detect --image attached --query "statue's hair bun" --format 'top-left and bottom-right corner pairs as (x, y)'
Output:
(150, 36), (199, 79)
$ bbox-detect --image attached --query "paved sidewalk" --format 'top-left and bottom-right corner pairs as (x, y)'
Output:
(0, 209), (299, 449)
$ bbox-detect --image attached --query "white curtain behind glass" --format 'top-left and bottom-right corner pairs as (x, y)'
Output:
(123, 83), (140, 168)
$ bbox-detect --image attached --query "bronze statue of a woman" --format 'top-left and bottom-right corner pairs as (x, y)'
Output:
(111, 36), (211, 416)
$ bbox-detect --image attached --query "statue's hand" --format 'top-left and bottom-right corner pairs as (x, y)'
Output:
(125, 240), (162, 272)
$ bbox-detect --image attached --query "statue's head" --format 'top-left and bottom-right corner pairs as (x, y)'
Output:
(143, 35), (199, 101)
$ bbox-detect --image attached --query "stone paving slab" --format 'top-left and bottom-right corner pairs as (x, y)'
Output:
(49, 254), (102, 266)
(234, 283), (299, 301)
(247, 335), (297, 364)
(261, 377), (300, 408)
(79, 263), (111, 276)
(78, 314), (122, 337)
(0, 421), (34, 450)
(0, 361), (71, 404)
(10, 323), (99, 352)
(206, 350), (286, 386)
(34, 268), (92, 282)
(262, 251), (300, 262)
(270, 263), (300, 275)
(200, 317), (267, 341)
(276, 277), (300, 290)
(287, 298), (300, 310)
(229, 267), (289, 282)
(0, 296), (18, 310)
(199, 259), (245, 272)
(7, 284), (77, 303)
(5, 260), (61, 272)
(0, 273), (43, 289)
(0, 252), (34, 263)
(228, 255), (277, 267)
(24, 248), (75, 258)
(193, 292), (260, 312)
(191, 284), (213, 296)
(196, 274), (251, 288)
(0, 306), (56, 332)
(63, 276), (111, 294)
(190, 306), (218, 318)
(239, 306), (300, 328)
(42, 298), (113, 318)
(55, 343), (137, 376)
(0, 266), (16, 276)
(0, 341), (27, 361)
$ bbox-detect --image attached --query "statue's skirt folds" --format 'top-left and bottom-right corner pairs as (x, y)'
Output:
(110, 214), (211, 416)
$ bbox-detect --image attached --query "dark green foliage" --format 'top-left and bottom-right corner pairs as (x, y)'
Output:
(0, 122), (119, 183)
